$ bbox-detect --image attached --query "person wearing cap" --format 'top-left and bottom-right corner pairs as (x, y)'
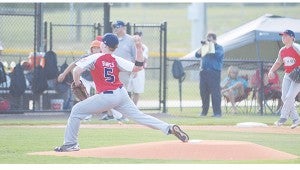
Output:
(111, 20), (137, 92)
(99, 20), (137, 121)
(95, 35), (102, 42)
(127, 31), (149, 105)
(58, 39), (102, 95)
(54, 33), (189, 152)
(56, 38), (102, 111)
(268, 29), (300, 129)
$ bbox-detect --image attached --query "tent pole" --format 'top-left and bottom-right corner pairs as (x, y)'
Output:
(255, 38), (265, 115)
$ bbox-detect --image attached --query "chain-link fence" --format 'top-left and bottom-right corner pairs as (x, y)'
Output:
(1, 3), (298, 117)
(167, 58), (290, 116)
(0, 3), (168, 113)
(0, 4), (36, 113)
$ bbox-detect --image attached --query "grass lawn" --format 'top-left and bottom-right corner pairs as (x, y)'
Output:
(0, 111), (300, 164)
(0, 124), (300, 164)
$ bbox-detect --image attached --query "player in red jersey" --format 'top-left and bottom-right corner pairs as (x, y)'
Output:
(268, 29), (300, 129)
(54, 33), (189, 152)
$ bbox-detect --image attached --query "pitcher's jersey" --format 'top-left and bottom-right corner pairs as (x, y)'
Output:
(279, 43), (300, 73)
(75, 53), (134, 93)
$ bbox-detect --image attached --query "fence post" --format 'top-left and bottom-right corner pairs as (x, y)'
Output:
(103, 3), (111, 34)
(259, 61), (264, 115)
(49, 22), (52, 51)
(43, 21), (47, 52)
(97, 23), (102, 35)
(33, 3), (39, 111)
(126, 22), (131, 35)
(35, 3), (43, 52)
(162, 21), (167, 113)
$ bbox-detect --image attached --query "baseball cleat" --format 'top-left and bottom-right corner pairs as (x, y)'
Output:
(171, 125), (189, 142)
(54, 143), (80, 152)
(100, 114), (114, 120)
(274, 121), (283, 127)
(291, 119), (300, 129)
(274, 118), (287, 127)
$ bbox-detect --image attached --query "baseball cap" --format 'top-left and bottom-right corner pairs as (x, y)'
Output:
(102, 33), (119, 48)
(112, 20), (126, 29)
(95, 36), (102, 42)
(90, 40), (101, 48)
(279, 29), (295, 38)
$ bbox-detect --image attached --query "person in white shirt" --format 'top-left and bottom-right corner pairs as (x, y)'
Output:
(127, 31), (149, 105)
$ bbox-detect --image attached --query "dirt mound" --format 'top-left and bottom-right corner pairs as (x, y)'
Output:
(29, 140), (298, 161)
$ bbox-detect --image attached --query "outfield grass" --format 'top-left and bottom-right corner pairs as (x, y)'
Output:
(0, 109), (299, 163)
(0, 123), (300, 164)
(0, 106), (284, 126)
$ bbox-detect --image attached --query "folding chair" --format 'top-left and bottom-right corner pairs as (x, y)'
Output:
(263, 84), (282, 115)
(224, 87), (252, 114)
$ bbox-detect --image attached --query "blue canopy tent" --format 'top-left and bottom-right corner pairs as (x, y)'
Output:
(178, 14), (300, 114)
(182, 14), (300, 63)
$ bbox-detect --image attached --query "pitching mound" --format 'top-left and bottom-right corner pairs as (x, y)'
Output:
(29, 140), (298, 161)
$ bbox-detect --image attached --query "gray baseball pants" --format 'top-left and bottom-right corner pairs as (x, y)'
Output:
(63, 86), (172, 145)
(280, 73), (300, 121)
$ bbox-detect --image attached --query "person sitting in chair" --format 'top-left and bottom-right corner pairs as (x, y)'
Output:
(251, 66), (282, 114)
(221, 66), (249, 114)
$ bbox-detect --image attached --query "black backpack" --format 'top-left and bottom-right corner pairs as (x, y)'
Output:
(44, 50), (59, 80)
(32, 65), (48, 95)
(172, 59), (185, 82)
(171, 59), (186, 111)
(9, 63), (27, 97)
(0, 61), (6, 84)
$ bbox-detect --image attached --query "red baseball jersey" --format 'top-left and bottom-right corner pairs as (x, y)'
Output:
(76, 53), (134, 93)
(279, 43), (300, 73)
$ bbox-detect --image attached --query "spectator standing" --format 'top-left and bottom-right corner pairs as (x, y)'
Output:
(268, 29), (300, 129)
(127, 31), (149, 105)
(221, 66), (248, 114)
(100, 20), (137, 121)
(112, 20), (137, 92)
(195, 32), (224, 117)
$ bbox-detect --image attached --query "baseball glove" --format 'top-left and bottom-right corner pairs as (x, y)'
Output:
(71, 81), (89, 101)
(289, 67), (300, 83)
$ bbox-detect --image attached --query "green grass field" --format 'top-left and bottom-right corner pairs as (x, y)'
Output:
(0, 111), (300, 164)
(0, 126), (299, 164)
